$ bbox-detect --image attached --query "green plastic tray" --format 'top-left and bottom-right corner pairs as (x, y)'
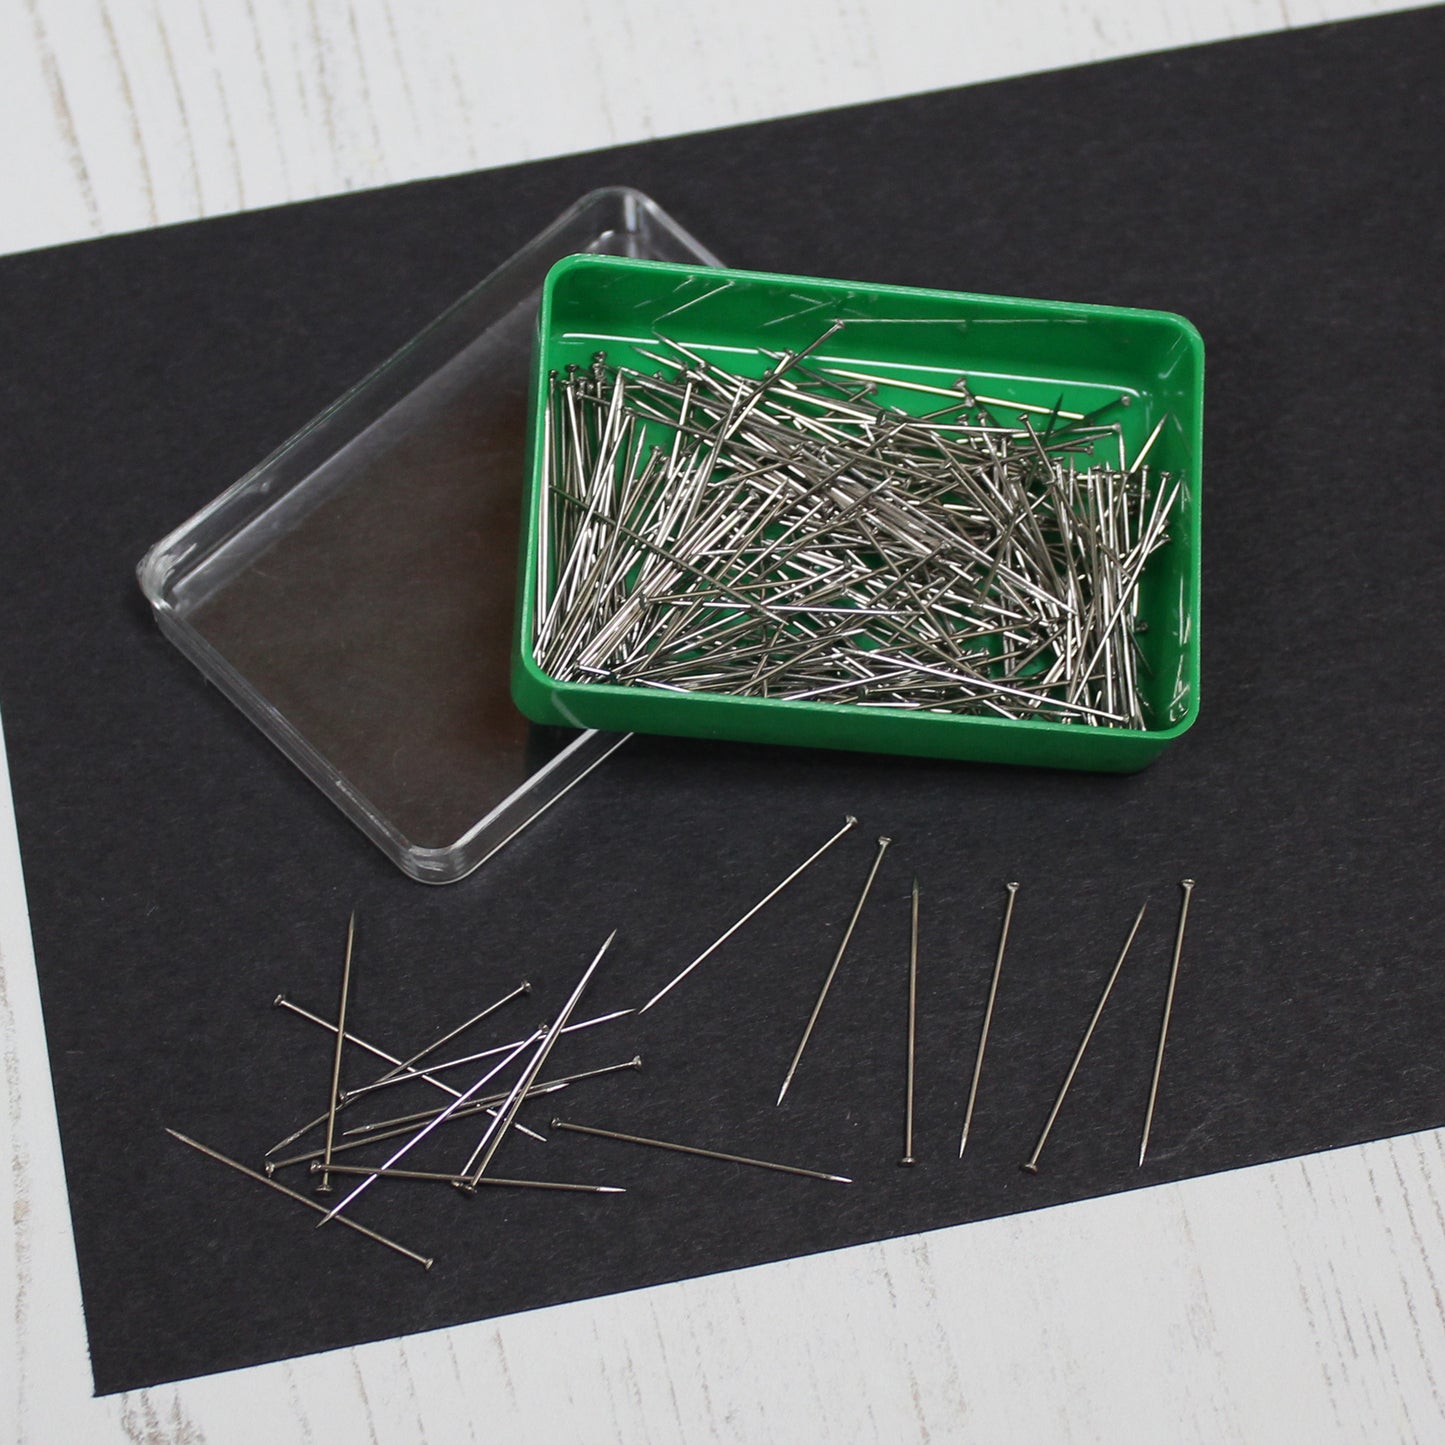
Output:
(512, 255), (1203, 772)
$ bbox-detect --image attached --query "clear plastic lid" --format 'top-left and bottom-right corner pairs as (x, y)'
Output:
(138, 188), (722, 882)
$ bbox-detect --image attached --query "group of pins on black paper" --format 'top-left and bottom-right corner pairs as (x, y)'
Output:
(168, 815), (1195, 1271)
(536, 334), (1181, 730)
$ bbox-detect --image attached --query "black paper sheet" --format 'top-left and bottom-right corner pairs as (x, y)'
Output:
(1, 8), (1443, 1395)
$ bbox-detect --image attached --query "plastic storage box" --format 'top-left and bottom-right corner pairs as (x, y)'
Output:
(512, 254), (1202, 772)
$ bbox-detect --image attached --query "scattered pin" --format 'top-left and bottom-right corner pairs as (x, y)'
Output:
(342, 1059), (643, 1138)
(166, 1129), (432, 1270)
(265, 981), (533, 1156)
(1139, 880), (1195, 1166)
(269, 994), (546, 1144)
(338, 1009), (634, 1103)
(552, 1119), (851, 1184)
(459, 932), (616, 1190)
(778, 835), (892, 1106)
(316, 912), (357, 1194)
(1022, 900), (1149, 1174)
(959, 882), (1018, 1159)
(639, 816), (858, 1013)
(366, 981), (533, 1091)
(310, 1162), (624, 1193)
(316, 1029), (545, 1226)
(900, 879), (920, 1166)
(266, 1080), (576, 1173)
(273, 992), (450, 1079)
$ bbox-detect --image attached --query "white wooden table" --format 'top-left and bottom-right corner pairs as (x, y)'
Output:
(1, 3), (1441, 1439)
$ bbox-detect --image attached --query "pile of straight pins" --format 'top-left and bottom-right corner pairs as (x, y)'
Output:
(168, 921), (646, 1271)
(169, 818), (1196, 1273)
(534, 327), (1180, 730)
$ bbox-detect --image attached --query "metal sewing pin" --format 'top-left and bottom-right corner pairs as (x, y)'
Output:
(316, 911), (356, 1194)
(166, 1129), (432, 1270)
(336, 979), (533, 1103)
(1128, 413), (1169, 474)
(459, 932), (616, 1191)
(778, 835), (892, 1106)
(900, 879), (920, 1166)
(268, 989), (548, 1145)
(1139, 880), (1195, 1167)
(310, 1162), (625, 1194)
(639, 816), (858, 1013)
(265, 1070), (589, 1173)
(315, 1028), (545, 1226)
(959, 882), (1018, 1159)
(552, 1119), (851, 1183)
(342, 1057), (643, 1137)
(1022, 900), (1149, 1174)
(338, 1008), (634, 1103)
(265, 980), (531, 1156)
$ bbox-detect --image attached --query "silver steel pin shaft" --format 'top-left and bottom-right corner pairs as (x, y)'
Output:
(959, 882), (1018, 1160)
(901, 879), (920, 1166)
(316, 911), (357, 1194)
(166, 1129), (432, 1270)
(1139, 880), (1195, 1166)
(640, 816), (858, 1014)
(552, 1118), (851, 1183)
(459, 932), (616, 1189)
(1022, 900), (1148, 1174)
(777, 835), (892, 1106)
(316, 1029), (544, 1226)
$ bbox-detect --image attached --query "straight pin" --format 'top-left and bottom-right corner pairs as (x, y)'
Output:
(777, 835), (892, 1106)
(265, 981), (531, 1157)
(459, 933), (616, 1189)
(166, 1129), (432, 1270)
(269, 994), (547, 1143)
(1022, 900), (1149, 1174)
(310, 1162), (625, 1193)
(639, 816), (858, 1013)
(316, 911), (356, 1194)
(266, 1070), (599, 1172)
(337, 1009), (634, 1103)
(959, 882), (1018, 1159)
(342, 1058), (643, 1138)
(901, 879), (920, 1166)
(316, 1029), (545, 1226)
(1128, 413), (1169, 474)
(1139, 879), (1195, 1166)
(552, 1118), (851, 1183)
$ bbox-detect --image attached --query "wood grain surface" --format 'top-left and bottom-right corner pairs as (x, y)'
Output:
(0, 0), (1425, 259)
(2, 2), (1441, 1440)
